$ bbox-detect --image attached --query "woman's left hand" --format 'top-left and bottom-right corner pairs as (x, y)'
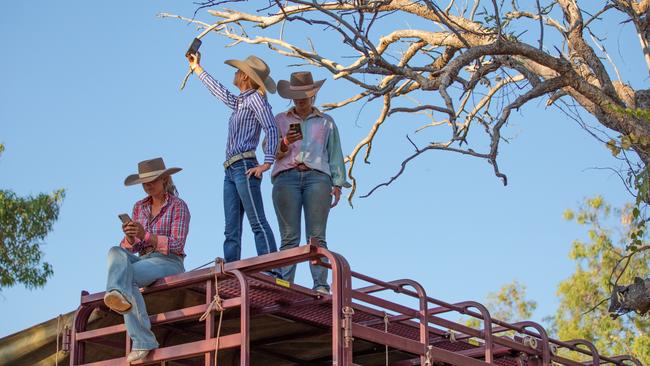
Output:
(124, 221), (146, 241)
(246, 162), (271, 179)
(331, 186), (341, 208)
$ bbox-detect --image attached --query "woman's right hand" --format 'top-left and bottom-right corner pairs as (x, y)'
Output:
(187, 52), (202, 72)
(122, 222), (136, 243)
(284, 131), (302, 145)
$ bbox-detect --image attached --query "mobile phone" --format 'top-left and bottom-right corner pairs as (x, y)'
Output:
(118, 213), (132, 224)
(289, 123), (303, 139)
(185, 38), (202, 57)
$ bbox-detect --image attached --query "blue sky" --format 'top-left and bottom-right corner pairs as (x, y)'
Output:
(0, 1), (645, 337)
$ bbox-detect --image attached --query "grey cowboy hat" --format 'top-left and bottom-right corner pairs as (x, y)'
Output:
(124, 157), (182, 186)
(225, 55), (277, 94)
(277, 71), (325, 100)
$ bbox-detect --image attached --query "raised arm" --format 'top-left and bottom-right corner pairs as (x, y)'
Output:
(188, 52), (238, 109)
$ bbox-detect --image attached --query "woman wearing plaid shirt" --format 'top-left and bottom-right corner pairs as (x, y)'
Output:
(187, 52), (279, 265)
(104, 158), (190, 363)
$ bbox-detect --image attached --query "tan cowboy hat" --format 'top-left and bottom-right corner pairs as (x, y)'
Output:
(224, 55), (277, 94)
(124, 158), (182, 186)
(277, 71), (326, 99)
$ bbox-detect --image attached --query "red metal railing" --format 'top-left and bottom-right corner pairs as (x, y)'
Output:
(69, 243), (642, 366)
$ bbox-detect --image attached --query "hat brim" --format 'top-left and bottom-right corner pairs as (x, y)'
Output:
(277, 79), (325, 100)
(124, 167), (182, 186)
(225, 59), (277, 94)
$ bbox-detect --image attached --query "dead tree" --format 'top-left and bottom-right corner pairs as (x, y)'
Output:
(162, 1), (650, 312)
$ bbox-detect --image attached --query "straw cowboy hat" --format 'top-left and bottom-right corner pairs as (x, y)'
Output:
(277, 71), (326, 100)
(225, 55), (277, 94)
(124, 157), (182, 186)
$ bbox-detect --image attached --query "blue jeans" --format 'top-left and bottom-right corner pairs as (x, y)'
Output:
(272, 169), (331, 291)
(106, 246), (184, 350)
(223, 158), (277, 262)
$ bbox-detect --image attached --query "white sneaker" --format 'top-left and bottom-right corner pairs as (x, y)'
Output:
(104, 290), (132, 313)
(127, 349), (150, 363)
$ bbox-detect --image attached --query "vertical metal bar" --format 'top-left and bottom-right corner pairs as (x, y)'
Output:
(232, 270), (249, 366)
(454, 302), (493, 364)
(514, 321), (551, 366)
(204, 278), (215, 366)
(316, 246), (353, 366)
(71, 293), (93, 365)
(565, 339), (599, 366)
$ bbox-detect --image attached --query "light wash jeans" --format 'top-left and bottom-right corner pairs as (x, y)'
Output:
(106, 246), (184, 350)
(272, 169), (331, 291)
(223, 158), (277, 262)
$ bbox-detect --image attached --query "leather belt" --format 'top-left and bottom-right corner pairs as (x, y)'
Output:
(295, 163), (312, 172)
(223, 151), (257, 169)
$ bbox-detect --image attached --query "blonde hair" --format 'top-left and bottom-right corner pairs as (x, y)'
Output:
(163, 176), (179, 196)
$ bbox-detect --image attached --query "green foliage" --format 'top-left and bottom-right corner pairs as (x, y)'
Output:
(551, 197), (650, 363)
(0, 144), (65, 290)
(466, 281), (537, 331)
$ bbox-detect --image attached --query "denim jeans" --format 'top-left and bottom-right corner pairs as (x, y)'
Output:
(223, 158), (277, 262)
(272, 169), (331, 291)
(106, 246), (184, 350)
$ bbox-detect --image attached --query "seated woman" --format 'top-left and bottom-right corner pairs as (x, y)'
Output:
(103, 157), (190, 363)
(271, 71), (351, 294)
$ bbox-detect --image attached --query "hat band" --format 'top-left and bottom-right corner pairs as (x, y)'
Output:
(138, 169), (166, 179)
(289, 84), (317, 91)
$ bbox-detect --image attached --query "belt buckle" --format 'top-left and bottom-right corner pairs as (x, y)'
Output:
(295, 164), (311, 172)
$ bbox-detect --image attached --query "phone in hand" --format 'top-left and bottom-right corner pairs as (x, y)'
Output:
(118, 213), (132, 224)
(289, 123), (303, 140)
(186, 38), (202, 57)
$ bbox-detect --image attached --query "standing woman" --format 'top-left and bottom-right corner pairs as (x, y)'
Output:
(272, 72), (351, 294)
(104, 158), (190, 362)
(187, 52), (279, 263)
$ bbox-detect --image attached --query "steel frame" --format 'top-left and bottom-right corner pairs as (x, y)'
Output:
(68, 244), (642, 366)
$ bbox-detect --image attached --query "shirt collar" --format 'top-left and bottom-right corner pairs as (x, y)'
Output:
(239, 89), (257, 98)
(288, 107), (323, 119)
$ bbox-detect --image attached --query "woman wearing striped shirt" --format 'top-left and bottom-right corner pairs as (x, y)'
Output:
(187, 52), (279, 265)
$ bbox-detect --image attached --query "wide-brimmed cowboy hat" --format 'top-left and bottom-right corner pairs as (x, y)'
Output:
(277, 71), (326, 100)
(225, 55), (276, 94)
(124, 157), (182, 186)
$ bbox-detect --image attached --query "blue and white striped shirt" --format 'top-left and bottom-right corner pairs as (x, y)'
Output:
(198, 71), (279, 164)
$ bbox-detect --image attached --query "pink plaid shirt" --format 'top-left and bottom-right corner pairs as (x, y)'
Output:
(120, 194), (190, 257)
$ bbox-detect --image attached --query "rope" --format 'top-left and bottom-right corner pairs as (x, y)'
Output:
(199, 259), (226, 366)
(383, 312), (390, 365)
(424, 345), (433, 366)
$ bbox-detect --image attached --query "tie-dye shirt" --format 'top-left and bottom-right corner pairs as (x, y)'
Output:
(272, 108), (351, 188)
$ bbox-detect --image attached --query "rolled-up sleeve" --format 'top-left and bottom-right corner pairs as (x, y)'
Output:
(156, 200), (191, 256)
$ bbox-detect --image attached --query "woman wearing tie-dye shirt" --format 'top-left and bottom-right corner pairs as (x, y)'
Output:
(271, 71), (351, 294)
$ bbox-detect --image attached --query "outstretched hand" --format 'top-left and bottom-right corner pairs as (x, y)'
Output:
(187, 52), (202, 71)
